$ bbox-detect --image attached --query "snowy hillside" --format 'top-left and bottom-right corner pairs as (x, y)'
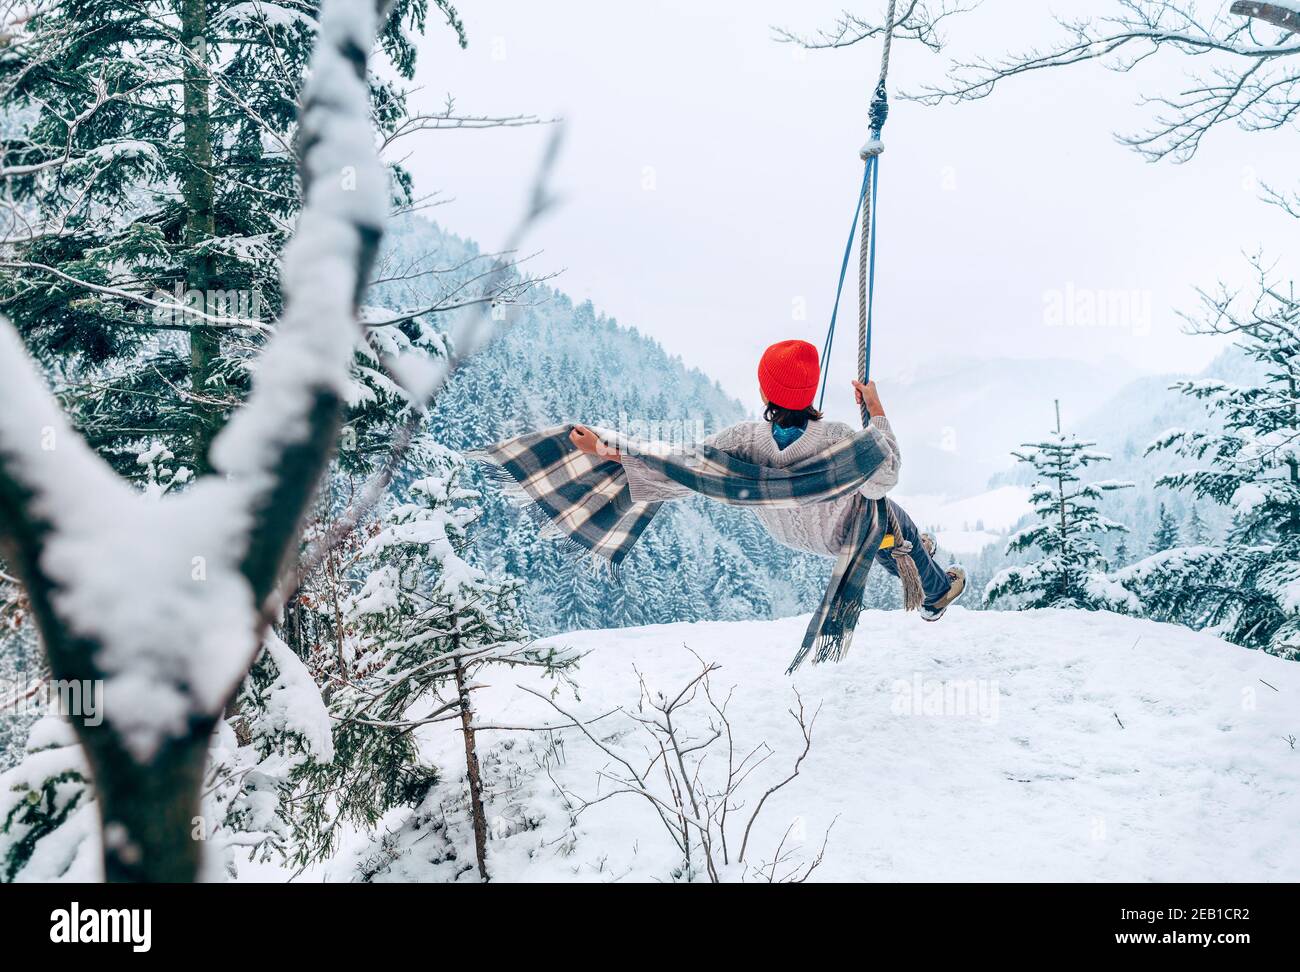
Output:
(320, 609), (1299, 883)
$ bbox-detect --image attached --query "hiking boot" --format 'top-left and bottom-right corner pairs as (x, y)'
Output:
(920, 532), (937, 558)
(921, 565), (966, 622)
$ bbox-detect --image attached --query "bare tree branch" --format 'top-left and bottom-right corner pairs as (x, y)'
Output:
(531, 656), (831, 882)
(773, 0), (976, 54)
(911, 0), (1300, 164)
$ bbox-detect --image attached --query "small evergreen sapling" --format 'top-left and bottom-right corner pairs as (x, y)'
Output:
(986, 407), (1135, 611)
(305, 446), (562, 879)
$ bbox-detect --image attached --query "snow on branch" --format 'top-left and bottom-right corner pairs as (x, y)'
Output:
(0, 0), (392, 768)
(380, 94), (554, 153)
(211, 0), (392, 606)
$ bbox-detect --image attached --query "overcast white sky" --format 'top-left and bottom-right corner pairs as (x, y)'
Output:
(405, 0), (1299, 410)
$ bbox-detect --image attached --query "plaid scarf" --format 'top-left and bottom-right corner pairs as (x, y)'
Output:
(474, 425), (889, 672)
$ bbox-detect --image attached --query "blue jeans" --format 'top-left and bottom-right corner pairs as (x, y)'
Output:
(873, 499), (952, 607)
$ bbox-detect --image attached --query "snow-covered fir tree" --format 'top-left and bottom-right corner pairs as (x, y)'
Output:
(0, 0), (463, 478)
(1111, 536), (1131, 571)
(1118, 275), (1300, 659)
(203, 629), (336, 876)
(986, 409), (1135, 611)
(0, 4), (538, 880)
(292, 444), (561, 879)
(0, 716), (93, 881)
(1150, 503), (1180, 554)
(708, 545), (771, 621)
(1184, 504), (1211, 546)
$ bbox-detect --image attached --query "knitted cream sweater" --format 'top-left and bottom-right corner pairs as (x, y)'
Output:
(620, 416), (900, 558)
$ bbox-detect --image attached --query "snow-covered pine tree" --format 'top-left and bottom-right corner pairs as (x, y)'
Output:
(1111, 536), (1131, 571)
(0, 0), (462, 478)
(1150, 503), (1180, 554)
(204, 629), (336, 876)
(1184, 504), (1211, 546)
(297, 444), (555, 879)
(1, 561), (63, 873)
(673, 533), (711, 622)
(624, 543), (667, 625)
(787, 553), (830, 613)
(609, 568), (646, 628)
(986, 407), (1135, 611)
(0, 0), (465, 881)
(634, 531), (685, 624)
(707, 544), (770, 621)
(1119, 275), (1300, 659)
(555, 563), (604, 632)
(0, 716), (94, 881)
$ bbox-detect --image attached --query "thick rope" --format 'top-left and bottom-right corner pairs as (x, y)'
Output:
(877, 0), (898, 86)
(856, 0), (897, 426)
(863, 2), (923, 611)
(857, 160), (873, 425)
(817, 0), (897, 417)
(814, 1), (924, 611)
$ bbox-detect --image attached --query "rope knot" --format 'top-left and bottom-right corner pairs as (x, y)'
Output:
(868, 78), (889, 134)
(860, 79), (889, 160)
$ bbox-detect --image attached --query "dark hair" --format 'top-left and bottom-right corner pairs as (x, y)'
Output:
(763, 402), (823, 430)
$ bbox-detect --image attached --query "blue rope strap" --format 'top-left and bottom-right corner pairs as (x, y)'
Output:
(816, 157), (872, 410)
(816, 152), (881, 410)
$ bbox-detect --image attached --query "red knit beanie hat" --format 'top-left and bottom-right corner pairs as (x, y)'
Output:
(758, 340), (820, 410)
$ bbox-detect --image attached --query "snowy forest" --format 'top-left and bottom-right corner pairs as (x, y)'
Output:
(0, 0), (1297, 887)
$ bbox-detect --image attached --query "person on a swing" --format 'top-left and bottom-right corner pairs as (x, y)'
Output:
(569, 339), (966, 621)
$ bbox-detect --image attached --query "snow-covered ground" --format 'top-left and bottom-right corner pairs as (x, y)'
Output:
(308, 608), (1299, 883)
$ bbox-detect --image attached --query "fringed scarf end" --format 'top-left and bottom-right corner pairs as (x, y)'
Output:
(472, 451), (620, 579)
(786, 593), (865, 673)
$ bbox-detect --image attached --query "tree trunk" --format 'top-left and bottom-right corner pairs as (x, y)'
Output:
(0, 0), (390, 885)
(13, 566), (219, 882)
(452, 643), (489, 881)
(180, 0), (220, 474)
(87, 724), (216, 882)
